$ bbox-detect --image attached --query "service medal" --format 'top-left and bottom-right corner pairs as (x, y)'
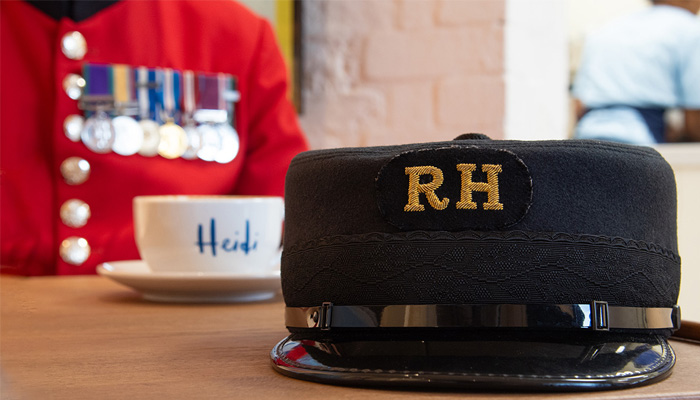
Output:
(138, 119), (161, 157)
(197, 123), (223, 162)
(81, 111), (115, 153)
(158, 121), (188, 159)
(182, 123), (202, 160)
(214, 123), (240, 164)
(112, 115), (144, 156)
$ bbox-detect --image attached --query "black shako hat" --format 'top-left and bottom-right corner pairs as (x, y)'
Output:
(271, 135), (682, 391)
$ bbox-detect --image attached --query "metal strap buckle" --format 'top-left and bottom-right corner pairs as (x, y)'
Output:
(592, 301), (610, 331)
(320, 302), (333, 331)
(672, 305), (681, 330)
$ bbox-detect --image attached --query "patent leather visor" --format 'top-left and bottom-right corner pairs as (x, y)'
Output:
(271, 302), (680, 391)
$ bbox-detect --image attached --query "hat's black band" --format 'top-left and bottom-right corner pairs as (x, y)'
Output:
(286, 302), (681, 332)
(281, 230), (680, 309)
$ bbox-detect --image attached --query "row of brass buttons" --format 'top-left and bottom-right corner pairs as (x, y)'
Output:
(58, 30), (92, 267)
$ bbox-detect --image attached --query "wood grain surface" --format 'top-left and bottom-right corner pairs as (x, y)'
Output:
(1, 275), (699, 400)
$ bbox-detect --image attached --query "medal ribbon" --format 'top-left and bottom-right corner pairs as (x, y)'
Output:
(198, 74), (219, 111)
(217, 73), (227, 112)
(136, 67), (155, 121)
(182, 70), (197, 120)
(112, 64), (135, 107)
(161, 68), (182, 122)
(83, 64), (112, 97)
(81, 64), (114, 115)
(150, 68), (164, 124)
(225, 76), (238, 126)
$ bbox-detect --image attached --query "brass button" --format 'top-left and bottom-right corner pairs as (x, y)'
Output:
(59, 236), (91, 266)
(63, 73), (85, 100)
(60, 199), (91, 228)
(60, 157), (91, 185)
(61, 31), (87, 60)
(63, 114), (84, 142)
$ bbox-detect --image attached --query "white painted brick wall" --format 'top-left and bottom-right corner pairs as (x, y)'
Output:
(299, 0), (506, 149)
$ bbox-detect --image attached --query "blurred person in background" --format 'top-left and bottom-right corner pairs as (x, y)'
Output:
(0, 0), (308, 276)
(572, 0), (700, 145)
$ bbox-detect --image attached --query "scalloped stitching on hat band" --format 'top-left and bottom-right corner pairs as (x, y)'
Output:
(283, 230), (679, 261)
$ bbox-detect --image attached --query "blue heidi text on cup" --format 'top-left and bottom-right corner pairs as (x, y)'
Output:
(195, 218), (259, 256)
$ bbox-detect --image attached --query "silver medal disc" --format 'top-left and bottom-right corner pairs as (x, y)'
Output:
(138, 119), (161, 157)
(214, 123), (240, 164)
(80, 112), (115, 154)
(197, 123), (223, 162)
(182, 124), (202, 160)
(111, 116), (144, 156)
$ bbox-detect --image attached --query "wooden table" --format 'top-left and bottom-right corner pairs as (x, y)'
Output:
(2, 275), (699, 400)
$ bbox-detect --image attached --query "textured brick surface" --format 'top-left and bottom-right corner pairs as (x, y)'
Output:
(388, 81), (434, 134)
(299, 0), (506, 148)
(437, 0), (505, 25)
(397, 0), (435, 29)
(437, 76), (504, 134)
(364, 26), (503, 80)
(322, 0), (395, 37)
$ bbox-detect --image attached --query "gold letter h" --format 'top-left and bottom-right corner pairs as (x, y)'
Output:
(456, 163), (504, 210)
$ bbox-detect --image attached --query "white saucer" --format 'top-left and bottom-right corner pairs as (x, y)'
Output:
(97, 260), (281, 303)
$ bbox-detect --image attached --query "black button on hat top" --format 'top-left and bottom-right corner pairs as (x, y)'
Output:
(453, 133), (492, 141)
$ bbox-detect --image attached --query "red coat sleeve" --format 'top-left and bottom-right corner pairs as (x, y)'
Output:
(233, 19), (308, 196)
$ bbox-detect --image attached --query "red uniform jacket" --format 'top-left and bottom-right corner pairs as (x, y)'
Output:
(0, 0), (308, 275)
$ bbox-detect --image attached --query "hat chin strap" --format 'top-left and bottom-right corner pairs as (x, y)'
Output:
(285, 302), (681, 332)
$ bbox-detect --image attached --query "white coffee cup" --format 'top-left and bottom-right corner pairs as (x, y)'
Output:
(133, 195), (284, 275)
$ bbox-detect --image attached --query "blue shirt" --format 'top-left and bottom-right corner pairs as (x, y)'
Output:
(572, 5), (700, 145)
